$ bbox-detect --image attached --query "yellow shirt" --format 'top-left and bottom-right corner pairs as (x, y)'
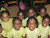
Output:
(25, 27), (40, 38)
(7, 27), (25, 38)
(36, 15), (42, 24)
(0, 30), (7, 37)
(1, 7), (6, 12)
(38, 24), (50, 38)
(22, 17), (28, 27)
(1, 18), (13, 32)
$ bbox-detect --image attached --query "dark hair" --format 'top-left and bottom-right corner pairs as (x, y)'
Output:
(43, 15), (50, 20)
(1, 11), (10, 17)
(27, 7), (36, 12)
(27, 16), (38, 28)
(2, 2), (8, 5)
(17, 11), (25, 18)
(13, 17), (22, 23)
(39, 7), (47, 12)
(43, 15), (50, 26)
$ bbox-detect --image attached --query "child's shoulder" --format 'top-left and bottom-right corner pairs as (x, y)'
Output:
(1, 7), (6, 11)
(37, 15), (41, 18)
(9, 18), (13, 21)
(20, 27), (25, 30)
(35, 28), (40, 31)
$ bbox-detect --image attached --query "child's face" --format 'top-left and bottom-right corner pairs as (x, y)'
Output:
(13, 19), (22, 30)
(28, 9), (36, 17)
(42, 18), (49, 27)
(18, 12), (24, 20)
(28, 19), (36, 31)
(0, 26), (2, 33)
(1, 12), (9, 22)
(3, 3), (8, 9)
(40, 8), (46, 17)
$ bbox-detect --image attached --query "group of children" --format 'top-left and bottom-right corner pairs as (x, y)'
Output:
(0, 2), (50, 38)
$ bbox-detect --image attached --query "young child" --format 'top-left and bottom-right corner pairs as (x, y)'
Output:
(17, 11), (26, 27)
(1, 2), (8, 12)
(38, 15), (50, 38)
(7, 17), (25, 38)
(23, 7), (36, 27)
(37, 7), (49, 24)
(17, 11), (25, 21)
(1, 11), (13, 37)
(25, 16), (40, 38)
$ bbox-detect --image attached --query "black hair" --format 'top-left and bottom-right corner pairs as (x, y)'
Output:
(39, 7), (47, 12)
(27, 7), (36, 12)
(1, 11), (10, 17)
(27, 16), (38, 28)
(17, 11), (25, 18)
(2, 2), (8, 5)
(43, 15), (50, 20)
(13, 17), (22, 23)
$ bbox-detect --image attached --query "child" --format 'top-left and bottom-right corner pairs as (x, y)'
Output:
(25, 16), (41, 38)
(1, 11), (13, 37)
(23, 7), (36, 27)
(17, 11), (25, 21)
(1, 2), (8, 12)
(37, 7), (49, 24)
(17, 11), (26, 27)
(7, 17), (25, 38)
(38, 15), (50, 38)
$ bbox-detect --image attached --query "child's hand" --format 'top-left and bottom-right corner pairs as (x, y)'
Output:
(0, 35), (4, 38)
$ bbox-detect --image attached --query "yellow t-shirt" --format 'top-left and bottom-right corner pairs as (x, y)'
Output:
(25, 27), (40, 38)
(22, 17), (28, 27)
(1, 18), (13, 32)
(0, 30), (7, 37)
(1, 7), (6, 12)
(36, 15), (42, 24)
(7, 27), (26, 38)
(38, 24), (50, 38)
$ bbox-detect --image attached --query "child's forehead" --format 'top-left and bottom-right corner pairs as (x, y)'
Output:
(14, 19), (21, 22)
(40, 8), (45, 11)
(2, 12), (8, 15)
(29, 18), (36, 22)
(44, 18), (49, 20)
(19, 12), (23, 14)
(29, 9), (34, 11)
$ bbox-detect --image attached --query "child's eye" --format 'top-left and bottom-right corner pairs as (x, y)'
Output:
(22, 15), (23, 16)
(32, 23), (34, 24)
(15, 23), (17, 24)
(44, 12), (45, 13)
(18, 23), (21, 24)
(40, 12), (42, 13)
(47, 22), (49, 23)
